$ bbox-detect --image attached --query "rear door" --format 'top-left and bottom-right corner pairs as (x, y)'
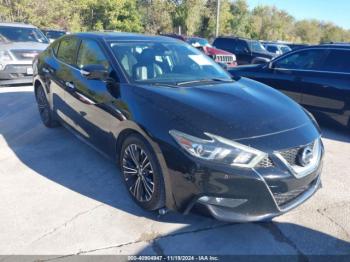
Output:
(268, 49), (328, 103)
(300, 48), (350, 126)
(50, 36), (80, 127)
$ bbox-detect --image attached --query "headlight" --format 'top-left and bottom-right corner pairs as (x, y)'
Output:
(169, 130), (266, 168)
(0, 50), (12, 62)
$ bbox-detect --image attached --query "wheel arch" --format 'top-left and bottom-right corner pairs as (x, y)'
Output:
(113, 122), (177, 211)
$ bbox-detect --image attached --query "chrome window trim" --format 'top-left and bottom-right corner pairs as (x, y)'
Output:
(271, 47), (350, 75)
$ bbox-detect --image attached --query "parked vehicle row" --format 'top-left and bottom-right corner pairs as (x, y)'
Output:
(33, 32), (323, 222)
(160, 34), (238, 69)
(212, 36), (276, 65)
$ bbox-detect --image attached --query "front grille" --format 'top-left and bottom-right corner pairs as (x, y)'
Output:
(4, 64), (29, 73)
(278, 142), (314, 167)
(10, 50), (39, 61)
(256, 156), (274, 168)
(215, 55), (234, 64)
(273, 181), (314, 206)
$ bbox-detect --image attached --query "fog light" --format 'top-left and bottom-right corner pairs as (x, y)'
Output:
(198, 196), (247, 208)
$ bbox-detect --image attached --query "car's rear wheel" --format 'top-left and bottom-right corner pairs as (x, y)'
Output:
(119, 134), (165, 211)
(35, 85), (59, 128)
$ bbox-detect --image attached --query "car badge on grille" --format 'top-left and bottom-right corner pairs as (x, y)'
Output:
(298, 146), (313, 167)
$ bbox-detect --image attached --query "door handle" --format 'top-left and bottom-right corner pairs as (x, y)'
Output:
(65, 81), (75, 90)
(75, 92), (96, 105)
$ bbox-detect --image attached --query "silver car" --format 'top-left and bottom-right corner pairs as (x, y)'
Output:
(263, 43), (292, 56)
(0, 22), (49, 85)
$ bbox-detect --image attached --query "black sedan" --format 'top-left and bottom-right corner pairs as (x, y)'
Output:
(229, 45), (350, 129)
(33, 33), (323, 222)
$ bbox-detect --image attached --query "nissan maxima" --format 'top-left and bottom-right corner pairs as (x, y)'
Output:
(33, 33), (324, 222)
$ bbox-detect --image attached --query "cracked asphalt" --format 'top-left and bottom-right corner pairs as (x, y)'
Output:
(0, 85), (349, 259)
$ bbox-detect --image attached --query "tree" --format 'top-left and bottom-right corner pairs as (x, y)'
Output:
(81, 0), (143, 32)
(250, 5), (295, 41)
(229, 0), (252, 38)
(294, 20), (322, 44)
(138, 0), (174, 34)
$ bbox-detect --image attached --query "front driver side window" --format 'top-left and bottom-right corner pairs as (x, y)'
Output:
(273, 49), (327, 70)
(76, 40), (109, 69)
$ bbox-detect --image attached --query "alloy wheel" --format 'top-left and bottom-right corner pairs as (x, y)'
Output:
(122, 144), (155, 202)
(36, 87), (50, 124)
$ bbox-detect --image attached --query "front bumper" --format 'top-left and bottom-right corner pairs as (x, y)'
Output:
(198, 171), (321, 222)
(0, 64), (33, 85)
(161, 138), (324, 222)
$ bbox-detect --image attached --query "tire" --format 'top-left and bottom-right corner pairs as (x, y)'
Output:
(35, 85), (60, 128)
(119, 134), (165, 211)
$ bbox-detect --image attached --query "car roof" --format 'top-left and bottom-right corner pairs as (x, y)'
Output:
(71, 32), (180, 42)
(215, 36), (253, 41)
(265, 43), (289, 47)
(0, 22), (37, 28)
(300, 44), (350, 50)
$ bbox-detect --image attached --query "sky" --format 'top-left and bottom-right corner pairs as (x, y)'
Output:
(246, 0), (350, 29)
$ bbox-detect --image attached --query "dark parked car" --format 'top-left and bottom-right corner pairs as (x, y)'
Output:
(229, 45), (350, 129)
(213, 36), (275, 65)
(33, 33), (323, 222)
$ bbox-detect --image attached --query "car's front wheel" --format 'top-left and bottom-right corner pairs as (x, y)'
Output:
(35, 85), (59, 128)
(119, 134), (165, 211)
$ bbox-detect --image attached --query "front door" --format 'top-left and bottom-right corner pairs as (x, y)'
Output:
(64, 39), (118, 155)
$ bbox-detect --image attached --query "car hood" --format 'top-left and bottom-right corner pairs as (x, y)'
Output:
(134, 78), (319, 151)
(205, 46), (235, 56)
(229, 64), (265, 73)
(0, 41), (48, 51)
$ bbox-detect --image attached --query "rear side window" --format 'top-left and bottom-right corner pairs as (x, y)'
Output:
(235, 40), (249, 53)
(273, 49), (328, 70)
(321, 49), (350, 73)
(76, 39), (109, 69)
(266, 45), (277, 52)
(56, 37), (79, 65)
(213, 38), (234, 53)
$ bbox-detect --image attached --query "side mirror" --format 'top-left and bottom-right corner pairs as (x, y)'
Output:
(80, 64), (109, 80)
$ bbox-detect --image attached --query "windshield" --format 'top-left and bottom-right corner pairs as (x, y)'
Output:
(45, 31), (66, 40)
(109, 41), (231, 85)
(0, 26), (49, 44)
(281, 46), (292, 53)
(248, 40), (266, 53)
(187, 38), (212, 47)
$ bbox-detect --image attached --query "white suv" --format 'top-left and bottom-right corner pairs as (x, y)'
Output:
(0, 22), (49, 85)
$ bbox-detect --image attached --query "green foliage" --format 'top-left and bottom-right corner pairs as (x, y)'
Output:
(1, 0), (350, 43)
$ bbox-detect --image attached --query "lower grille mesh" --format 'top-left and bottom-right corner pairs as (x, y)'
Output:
(272, 179), (316, 207)
(256, 157), (274, 168)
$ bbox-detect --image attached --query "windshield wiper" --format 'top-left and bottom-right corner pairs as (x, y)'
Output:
(176, 78), (233, 86)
